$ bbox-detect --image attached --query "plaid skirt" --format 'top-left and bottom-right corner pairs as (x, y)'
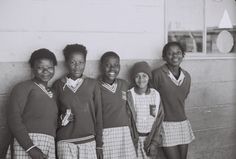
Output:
(6, 133), (55, 159)
(160, 120), (195, 147)
(103, 126), (136, 159)
(57, 140), (97, 159)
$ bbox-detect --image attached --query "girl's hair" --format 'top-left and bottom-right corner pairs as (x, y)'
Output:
(100, 51), (120, 64)
(29, 48), (57, 68)
(63, 44), (87, 61)
(162, 41), (185, 58)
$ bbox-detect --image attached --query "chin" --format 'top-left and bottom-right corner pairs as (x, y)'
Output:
(72, 74), (82, 78)
(108, 78), (116, 82)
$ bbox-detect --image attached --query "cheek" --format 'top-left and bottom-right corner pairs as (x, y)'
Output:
(33, 69), (42, 75)
(67, 64), (74, 71)
(104, 67), (110, 73)
(116, 67), (120, 72)
(49, 69), (55, 75)
(134, 78), (139, 84)
(80, 64), (86, 69)
(144, 77), (149, 82)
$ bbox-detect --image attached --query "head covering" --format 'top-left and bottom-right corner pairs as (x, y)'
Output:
(131, 61), (152, 80)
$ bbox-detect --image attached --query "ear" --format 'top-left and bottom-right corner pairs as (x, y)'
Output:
(30, 68), (35, 78)
(162, 56), (167, 61)
(99, 62), (104, 75)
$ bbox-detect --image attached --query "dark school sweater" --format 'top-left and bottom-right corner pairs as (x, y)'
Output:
(7, 80), (58, 151)
(53, 77), (103, 147)
(99, 79), (130, 129)
(152, 64), (191, 122)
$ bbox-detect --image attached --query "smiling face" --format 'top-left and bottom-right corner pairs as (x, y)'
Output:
(134, 72), (149, 90)
(164, 45), (184, 67)
(66, 52), (86, 80)
(102, 56), (120, 84)
(33, 58), (55, 84)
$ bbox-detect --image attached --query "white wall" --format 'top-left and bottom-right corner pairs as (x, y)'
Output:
(206, 0), (236, 27)
(0, 0), (165, 62)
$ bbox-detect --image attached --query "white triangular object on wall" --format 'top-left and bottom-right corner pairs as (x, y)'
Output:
(218, 9), (233, 28)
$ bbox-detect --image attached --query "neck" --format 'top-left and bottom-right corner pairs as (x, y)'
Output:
(134, 86), (148, 95)
(33, 78), (48, 87)
(68, 74), (82, 80)
(102, 76), (115, 85)
(166, 64), (180, 74)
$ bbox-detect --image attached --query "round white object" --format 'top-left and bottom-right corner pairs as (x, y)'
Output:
(216, 30), (234, 53)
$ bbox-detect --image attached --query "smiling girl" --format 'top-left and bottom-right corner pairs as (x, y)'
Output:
(7, 48), (58, 159)
(98, 51), (136, 159)
(152, 42), (195, 159)
(127, 61), (164, 159)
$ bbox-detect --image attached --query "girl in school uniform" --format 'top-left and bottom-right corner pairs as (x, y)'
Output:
(127, 61), (164, 159)
(98, 51), (136, 159)
(152, 42), (195, 159)
(7, 48), (58, 159)
(53, 44), (103, 159)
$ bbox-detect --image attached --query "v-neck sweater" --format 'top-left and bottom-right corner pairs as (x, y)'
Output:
(53, 77), (103, 147)
(7, 80), (58, 151)
(99, 79), (130, 128)
(152, 64), (191, 121)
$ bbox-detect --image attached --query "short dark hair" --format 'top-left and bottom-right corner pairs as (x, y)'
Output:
(29, 48), (57, 68)
(63, 44), (87, 62)
(162, 41), (185, 58)
(100, 51), (120, 64)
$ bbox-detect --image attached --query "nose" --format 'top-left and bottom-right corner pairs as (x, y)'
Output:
(73, 62), (82, 68)
(137, 76), (145, 81)
(42, 68), (51, 73)
(173, 53), (179, 57)
(109, 65), (116, 71)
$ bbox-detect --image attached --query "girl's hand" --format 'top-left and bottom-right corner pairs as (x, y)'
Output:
(146, 144), (158, 157)
(28, 147), (48, 159)
(61, 113), (74, 121)
(68, 113), (74, 122)
(61, 110), (74, 126)
(96, 148), (103, 159)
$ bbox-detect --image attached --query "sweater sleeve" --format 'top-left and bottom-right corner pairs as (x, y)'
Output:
(52, 80), (63, 128)
(150, 102), (164, 146)
(0, 125), (12, 158)
(7, 83), (34, 151)
(186, 73), (191, 98)
(93, 81), (103, 148)
(152, 70), (160, 91)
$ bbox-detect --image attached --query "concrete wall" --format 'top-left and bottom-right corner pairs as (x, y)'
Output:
(1, 59), (236, 159)
(0, 0), (236, 158)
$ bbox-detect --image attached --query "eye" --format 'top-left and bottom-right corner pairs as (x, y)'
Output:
(177, 51), (182, 55)
(135, 75), (140, 79)
(47, 67), (54, 70)
(166, 51), (173, 56)
(142, 74), (148, 78)
(37, 67), (43, 70)
(105, 64), (111, 68)
(70, 61), (76, 65)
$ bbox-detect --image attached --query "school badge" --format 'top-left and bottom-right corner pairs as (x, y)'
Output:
(149, 104), (156, 117)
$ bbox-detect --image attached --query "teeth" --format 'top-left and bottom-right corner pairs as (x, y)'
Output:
(109, 72), (115, 75)
(173, 59), (179, 62)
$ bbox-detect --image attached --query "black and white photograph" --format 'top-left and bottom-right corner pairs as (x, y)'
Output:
(0, 0), (235, 159)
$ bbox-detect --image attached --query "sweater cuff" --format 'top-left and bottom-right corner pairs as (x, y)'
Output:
(26, 145), (37, 152)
